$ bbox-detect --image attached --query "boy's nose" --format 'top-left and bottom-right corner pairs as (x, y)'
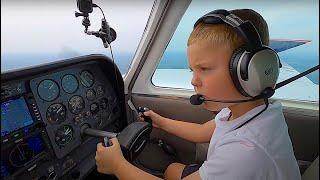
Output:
(191, 75), (201, 87)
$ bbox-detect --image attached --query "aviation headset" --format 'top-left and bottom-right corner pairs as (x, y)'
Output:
(194, 9), (281, 98)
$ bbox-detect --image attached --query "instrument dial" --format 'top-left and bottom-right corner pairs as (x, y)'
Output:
(68, 95), (85, 114)
(46, 103), (66, 124)
(37, 79), (59, 101)
(99, 98), (109, 109)
(96, 85), (105, 97)
(90, 102), (99, 114)
(61, 74), (78, 94)
(55, 125), (73, 147)
(80, 70), (94, 87)
(86, 89), (96, 101)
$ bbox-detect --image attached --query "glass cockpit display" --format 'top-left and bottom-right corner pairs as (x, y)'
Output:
(1, 97), (46, 178)
(1, 133), (45, 178)
(1, 97), (34, 137)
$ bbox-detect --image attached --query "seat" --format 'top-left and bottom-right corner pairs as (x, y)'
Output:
(302, 156), (319, 180)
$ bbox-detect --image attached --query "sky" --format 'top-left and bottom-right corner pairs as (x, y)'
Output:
(2, 0), (318, 53)
(1, 0), (319, 76)
(167, 0), (319, 54)
(1, 0), (154, 54)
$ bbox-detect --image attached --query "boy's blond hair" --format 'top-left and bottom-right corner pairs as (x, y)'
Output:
(188, 9), (269, 52)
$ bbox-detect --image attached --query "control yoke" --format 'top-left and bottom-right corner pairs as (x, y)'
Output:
(81, 122), (152, 162)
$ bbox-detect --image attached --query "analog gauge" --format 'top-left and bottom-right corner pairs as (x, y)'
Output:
(96, 85), (105, 97)
(68, 95), (85, 114)
(55, 125), (73, 147)
(86, 89), (96, 101)
(61, 74), (78, 94)
(99, 98), (109, 109)
(46, 103), (66, 124)
(80, 70), (94, 87)
(37, 79), (60, 101)
(9, 143), (34, 167)
(90, 102), (99, 114)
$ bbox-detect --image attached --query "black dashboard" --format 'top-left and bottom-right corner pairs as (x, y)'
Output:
(1, 55), (128, 180)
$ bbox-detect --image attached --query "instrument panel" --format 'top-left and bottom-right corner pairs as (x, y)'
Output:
(1, 56), (127, 180)
(30, 66), (121, 159)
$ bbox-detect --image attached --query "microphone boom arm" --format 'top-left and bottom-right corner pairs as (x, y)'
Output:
(275, 65), (319, 90)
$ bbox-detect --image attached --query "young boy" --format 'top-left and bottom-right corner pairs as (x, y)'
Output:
(95, 9), (301, 180)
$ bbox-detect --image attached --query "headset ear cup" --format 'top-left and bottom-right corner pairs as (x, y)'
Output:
(244, 47), (280, 97)
(229, 48), (251, 97)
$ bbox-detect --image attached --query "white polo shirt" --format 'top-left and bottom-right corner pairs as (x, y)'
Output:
(199, 101), (301, 180)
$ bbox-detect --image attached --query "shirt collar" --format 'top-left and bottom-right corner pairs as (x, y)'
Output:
(214, 102), (273, 132)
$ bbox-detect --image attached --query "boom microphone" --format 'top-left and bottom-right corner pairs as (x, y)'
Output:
(189, 94), (260, 105)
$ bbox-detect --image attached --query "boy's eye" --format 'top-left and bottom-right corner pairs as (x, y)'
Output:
(200, 67), (210, 71)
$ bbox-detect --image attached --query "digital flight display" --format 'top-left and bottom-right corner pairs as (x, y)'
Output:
(1, 97), (34, 137)
(1, 133), (45, 178)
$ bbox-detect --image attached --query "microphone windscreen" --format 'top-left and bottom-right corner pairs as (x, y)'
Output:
(190, 94), (204, 105)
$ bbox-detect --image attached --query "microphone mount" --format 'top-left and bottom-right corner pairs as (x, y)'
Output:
(75, 11), (91, 32)
(75, 1), (116, 48)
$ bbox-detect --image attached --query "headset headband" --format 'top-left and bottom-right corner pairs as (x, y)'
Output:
(194, 9), (263, 52)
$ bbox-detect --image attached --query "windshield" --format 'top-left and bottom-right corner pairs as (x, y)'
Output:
(1, 0), (154, 76)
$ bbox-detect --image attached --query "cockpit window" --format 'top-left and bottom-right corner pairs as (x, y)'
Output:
(152, 0), (319, 102)
(1, 0), (154, 76)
